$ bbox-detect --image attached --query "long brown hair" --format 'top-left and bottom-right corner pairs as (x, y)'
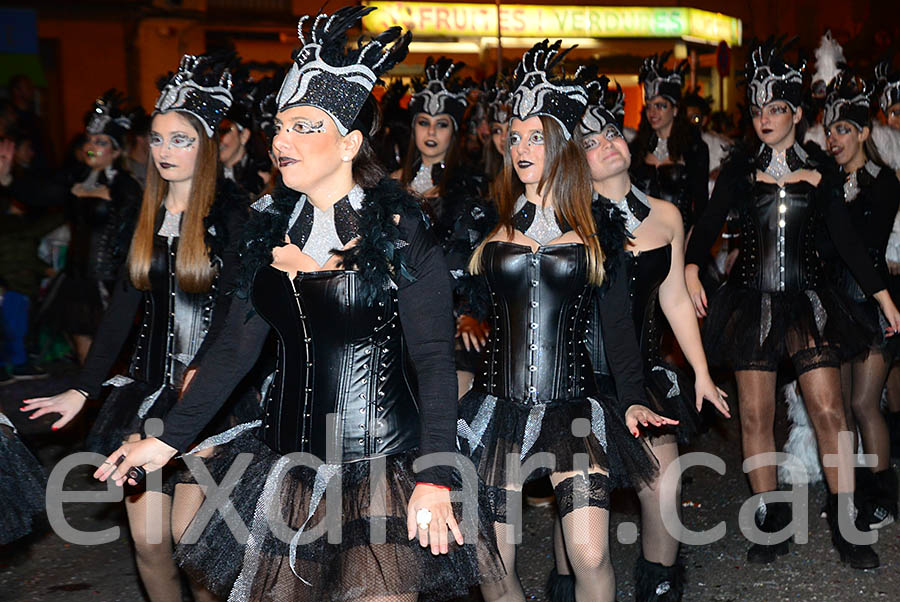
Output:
(399, 113), (463, 196)
(128, 112), (220, 293)
(633, 100), (694, 163)
(469, 116), (605, 286)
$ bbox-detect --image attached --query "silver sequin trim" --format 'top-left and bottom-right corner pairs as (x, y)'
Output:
(520, 404), (547, 460)
(805, 290), (828, 335)
(843, 170), (859, 202)
(103, 375), (135, 387)
(652, 136), (669, 162)
(158, 209), (182, 238)
(180, 420), (262, 457)
(136, 384), (166, 419)
(588, 398), (608, 450)
(765, 148), (789, 180)
(228, 456), (294, 601)
(457, 395), (497, 451)
(289, 463), (341, 583)
(651, 365), (681, 398)
(303, 203), (345, 267)
(612, 187), (651, 236)
(518, 195), (562, 245)
(410, 162), (433, 195)
(347, 184), (364, 211)
(251, 194), (274, 213)
(760, 293), (772, 346)
(0, 413), (15, 432)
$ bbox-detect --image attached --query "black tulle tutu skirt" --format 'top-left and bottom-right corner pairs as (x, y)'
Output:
(0, 422), (46, 545)
(173, 432), (504, 601)
(642, 357), (703, 445)
(845, 296), (900, 361)
(702, 283), (874, 373)
(457, 390), (658, 521)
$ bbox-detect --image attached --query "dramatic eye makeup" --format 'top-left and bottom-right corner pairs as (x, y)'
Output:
(291, 119), (325, 134)
(603, 125), (623, 140)
(651, 101), (670, 111)
(508, 132), (521, 146)
(149, 133), (163, 147)
(148, 131), (197, 149)
(528, 131), (544, 145)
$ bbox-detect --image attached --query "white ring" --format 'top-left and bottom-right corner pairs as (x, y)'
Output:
(416, 507), (433, 530)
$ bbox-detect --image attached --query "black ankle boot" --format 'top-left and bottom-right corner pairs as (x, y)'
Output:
(634, 555), (684, 602)
(746, 500), (790, 563)
(545, 567), (576, 602)
(826, 493), (880, 569)
(856, 468), (899, 531)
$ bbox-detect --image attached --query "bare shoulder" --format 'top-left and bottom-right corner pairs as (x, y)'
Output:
(648, 196), (682, 226)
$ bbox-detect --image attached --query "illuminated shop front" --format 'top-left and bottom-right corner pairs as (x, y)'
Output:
(362, 2), (743, 127)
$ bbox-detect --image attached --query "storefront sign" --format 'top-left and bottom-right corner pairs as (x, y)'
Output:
(362, 2), (742, 47)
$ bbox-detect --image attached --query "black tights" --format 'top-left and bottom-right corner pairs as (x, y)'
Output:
(841, 351), (892, 472)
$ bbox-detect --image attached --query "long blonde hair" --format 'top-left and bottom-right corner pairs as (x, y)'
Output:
(469, 115), (605, 286)
(128, 112), (220, 293)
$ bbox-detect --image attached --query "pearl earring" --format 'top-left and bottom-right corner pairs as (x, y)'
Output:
(342, 156), (350, 162)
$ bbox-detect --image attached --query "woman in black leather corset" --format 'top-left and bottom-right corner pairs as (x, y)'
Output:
(630, 53), (709, 233)
(685, 41), (900, 570)
(23, 55), (247, 602)
(546, 78), (730, 602)
(52, 90), (142, 363)
(95, 8), (502, 601)
(823, 71), (900, 532)
(460, 41), (673, 602)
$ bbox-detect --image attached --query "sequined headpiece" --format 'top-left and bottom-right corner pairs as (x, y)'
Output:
(579, 76), (625, 136)
(249, 73), (281, 141)
(226, 63), (256, 131)
(155, 54), (234, 137)
(640, 52), (688, 104)
(509, 40), (590, 140)
(745, 38), (806, 110)
(481, 73), (511, 124)
(824, 70), (871, 130)
(875, 60), (900, 114)
(408, 57), (469, 129)
(85, 89), (131, 147)
(277, 6), (410, 137)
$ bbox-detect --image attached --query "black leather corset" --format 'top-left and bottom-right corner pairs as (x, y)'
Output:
(731, 181), (822, 293)
(632, 162), (690, 225)
(252, 265), (419, 461)
(474, 242), (595, 404)
(129, 235), (216, 388)
(626, 245), (672, 362)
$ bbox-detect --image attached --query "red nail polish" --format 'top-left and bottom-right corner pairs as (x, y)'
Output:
(51, 426), (59, 431)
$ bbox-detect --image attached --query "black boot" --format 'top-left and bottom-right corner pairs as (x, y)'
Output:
(746, 500), (790, 563)
(856, 468), (899, 531)
(634, 554), (684, 602)
(826, 493), (880, 569)
(545, 567), (576, 602)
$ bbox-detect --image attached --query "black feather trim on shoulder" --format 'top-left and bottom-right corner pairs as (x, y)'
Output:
(592, 197), (630, 290)
(332, 177), (425, 304)
(203, 177), (248, 265)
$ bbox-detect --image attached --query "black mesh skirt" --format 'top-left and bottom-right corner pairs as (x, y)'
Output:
(0, 421), (46, 545)
(173, 432), (505, 601)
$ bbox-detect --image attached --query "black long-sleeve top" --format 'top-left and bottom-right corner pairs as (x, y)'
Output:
(158, 181), (458, 487)
(685, 143), (886, 297)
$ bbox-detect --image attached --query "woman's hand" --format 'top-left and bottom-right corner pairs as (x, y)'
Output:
(93, 437), (178, 487)
(20, 389), (87, 430)
(693, 372), (730, 417)
(625, 405), (679, 438)
(874, 290), (900, 336)
(406, 483), (464, 555)
(456, 315), (489, 352)
(684, 264), (708, 318)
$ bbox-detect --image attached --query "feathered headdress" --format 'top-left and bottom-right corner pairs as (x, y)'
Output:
(744, 37), (806, 110)
(824, 70), (871, 129)
(812, 30), (846, 97)
(579, 75), (625, 136)
(509, 39), (591, 139)
(480, 73), (511, 125)
(875, 59), (900, 115)
(155, 53), (234, 137)
(408, 57), (469, 129)
(276, 6), (411, 136)
(639, 51), (688, 104)
(249, 72), (282, 141)
(85, 89), (132, 147)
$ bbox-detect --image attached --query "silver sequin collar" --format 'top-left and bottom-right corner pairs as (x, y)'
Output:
(410, 161), (435, 195)
(604, 187), (651, 236)
(515, 195), (562, 244)
(652, 135), (669, 162)
(158, 209), (182, 238)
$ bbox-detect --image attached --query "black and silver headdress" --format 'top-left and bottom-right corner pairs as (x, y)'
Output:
(745, 38), (806, 110)
(277, 6), (410, 136)
(509, 39), (590, 140)
(481, 73), (511, 124)
(639, 52), (688, 104)
(824, 70), (871, 130)
(875, 60), (900, 114)
(408, 57), (469, 129)
(85, 89), (131, 147)
(155, 54), (234, 137)
(579, 76), (625, 136)
(250, 73), (282, 141)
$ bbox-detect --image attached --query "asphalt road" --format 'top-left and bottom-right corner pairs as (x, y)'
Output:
(2, 363), (898, 601)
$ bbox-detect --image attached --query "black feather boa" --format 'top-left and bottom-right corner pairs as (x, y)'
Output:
(235, 176), (424, 304)
(592, 196), (629, 293)
(203, 177), (247, 265)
